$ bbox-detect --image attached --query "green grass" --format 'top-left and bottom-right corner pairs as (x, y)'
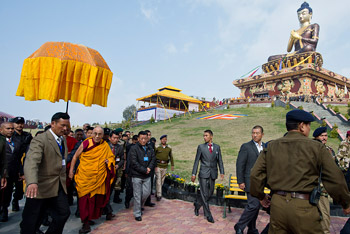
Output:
(130, 107), (341, 184)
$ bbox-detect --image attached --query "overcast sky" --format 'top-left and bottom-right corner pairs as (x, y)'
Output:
(1, 0), (350, 125)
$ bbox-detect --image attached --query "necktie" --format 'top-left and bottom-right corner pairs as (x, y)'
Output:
(8, 138), (13, 146)
(112, 145), (116, 155)
(208, 143), (213, 153)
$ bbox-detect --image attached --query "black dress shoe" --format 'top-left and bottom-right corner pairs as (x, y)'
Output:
(88, 220), (95, 225)
(234, 225), (244, 234)
(135, 216), (142, 221)
(194, 207), (199, 216)
(141, 208), (145, 211)
(12, 200), (20, 211)
(125, 202), (130, 209)
(145, 202), (155, 207)
(79, 223), (91, 234)
(106, 213), (115, 220)
(207, 216), (215, 223)
(156, 197), (161, 201)
(247, 229), (259, 234)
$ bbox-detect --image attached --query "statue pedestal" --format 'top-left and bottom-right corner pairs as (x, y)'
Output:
(233, 63), (349, 102)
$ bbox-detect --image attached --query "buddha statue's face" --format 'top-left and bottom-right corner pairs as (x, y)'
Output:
(297, 8), (312, 24)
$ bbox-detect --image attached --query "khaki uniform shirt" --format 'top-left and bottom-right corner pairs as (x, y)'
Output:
(250, 131), (350, 209)
(336, 139), (350, 171)
(155, 144), (174, 168)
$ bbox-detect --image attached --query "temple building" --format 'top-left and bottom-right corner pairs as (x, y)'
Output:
(233, 2), (349, 103)
(136, 86), (203, 121)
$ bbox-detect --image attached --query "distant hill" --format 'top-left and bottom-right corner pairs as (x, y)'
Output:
(130, 107), (341, 183)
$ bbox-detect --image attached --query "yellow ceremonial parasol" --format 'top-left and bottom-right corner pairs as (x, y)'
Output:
(16, 42), (113, 111)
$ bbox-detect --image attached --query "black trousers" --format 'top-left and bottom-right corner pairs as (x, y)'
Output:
(235, 192), (261, 231)
(20, 184), (70, 234)
(125, 176), (133, 204)
(13, 179), (24, 201)
(195, 177), (215, 218)
(2, 175), (20, 209)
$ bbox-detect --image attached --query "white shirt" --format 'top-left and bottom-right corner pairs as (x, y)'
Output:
(254, 141), (263, 153)
(49, 129), (62, 145)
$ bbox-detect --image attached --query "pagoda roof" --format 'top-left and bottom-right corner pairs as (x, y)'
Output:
(137, 86), (202, 104)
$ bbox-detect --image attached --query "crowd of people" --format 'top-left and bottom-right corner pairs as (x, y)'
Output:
(2, 109), (350, 234)
(0, 113), (174, 233)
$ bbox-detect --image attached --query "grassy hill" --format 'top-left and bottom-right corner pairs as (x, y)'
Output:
(130, 106), (341, 184)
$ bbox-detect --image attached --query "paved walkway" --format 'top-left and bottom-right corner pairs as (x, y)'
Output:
(92, 197), (348, 234)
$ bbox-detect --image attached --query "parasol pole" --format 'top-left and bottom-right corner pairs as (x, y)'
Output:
(66, 101), (69, 113)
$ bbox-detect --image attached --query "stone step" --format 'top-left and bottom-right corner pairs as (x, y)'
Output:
(290, 101), (349, 137)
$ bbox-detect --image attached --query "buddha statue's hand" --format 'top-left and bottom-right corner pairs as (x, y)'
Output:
(291, 30), (302, 40)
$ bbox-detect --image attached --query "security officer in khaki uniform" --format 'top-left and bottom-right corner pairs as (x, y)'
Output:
(250, 109), (350, 234)
(313, 127), (336, 234)
(337, 130), (350, 190)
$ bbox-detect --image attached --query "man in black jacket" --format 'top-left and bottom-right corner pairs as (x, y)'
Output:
(234, 125), (264, 234)
(124, 135), (138, 208)
(0, 122), (24, 222)
(129, 131), (156, 221)
(11, 117), (32, 212)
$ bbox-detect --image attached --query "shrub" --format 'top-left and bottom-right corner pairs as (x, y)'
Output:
(285, 102), (290, 110)
(173, 113), (177, 118)
(345, 114), (350, 120)
(298, 106), (303, 110)
(348, 102), (350, 107)
(327, 104), (332, 109)
(333, 106), (340, 113)
(347, 108), (350, 116)
(247, 103), (250, 108)
(321, 120), (327, 127)
(150, 115), (155, 123)
(271, 101), (275, 108)
(227, 104), (230, 109)
(330, 124), (339, 138)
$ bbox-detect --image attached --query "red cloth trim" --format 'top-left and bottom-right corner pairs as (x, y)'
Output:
(78, 163), (115, 222)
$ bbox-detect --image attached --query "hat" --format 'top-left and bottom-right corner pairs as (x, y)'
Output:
(114, 128), (123, 134)
(160, 135), (167, 140)
(104, 128), (111, 135)
(10, 116), (25, 123)
(286, 109), (314, 122)
(313, 127), (327, 138)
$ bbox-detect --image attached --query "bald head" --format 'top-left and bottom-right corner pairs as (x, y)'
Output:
(92, 126), (104, 143)
(1, 122), (14, 138)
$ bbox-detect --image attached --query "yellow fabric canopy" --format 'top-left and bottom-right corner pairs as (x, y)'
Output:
(16, 42), (113, 107)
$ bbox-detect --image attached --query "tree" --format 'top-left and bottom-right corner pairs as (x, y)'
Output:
(123, 104), (137, 121)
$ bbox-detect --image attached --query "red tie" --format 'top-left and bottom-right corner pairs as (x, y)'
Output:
(208, 143), (212, 153)
(112, 146), (116, 155)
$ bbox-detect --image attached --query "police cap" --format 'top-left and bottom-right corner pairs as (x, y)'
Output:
(10, 116), (25, 123)
(313, 127), (327, 138)
(114, 128), (123, 134)
(286, 109), (315, 122)
(104, 128), (111, 135)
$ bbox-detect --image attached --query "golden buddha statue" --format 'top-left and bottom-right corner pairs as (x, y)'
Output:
(268, 2), (320, 62)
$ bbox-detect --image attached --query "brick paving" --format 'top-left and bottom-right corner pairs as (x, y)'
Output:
(92, 197), (348, 234)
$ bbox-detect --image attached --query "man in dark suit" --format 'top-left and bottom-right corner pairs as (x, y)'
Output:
(234, 125), (264, 234)
(191, 129), (224, 223)
(20, 112), (71, 234)
(0, 122), (23, 222)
